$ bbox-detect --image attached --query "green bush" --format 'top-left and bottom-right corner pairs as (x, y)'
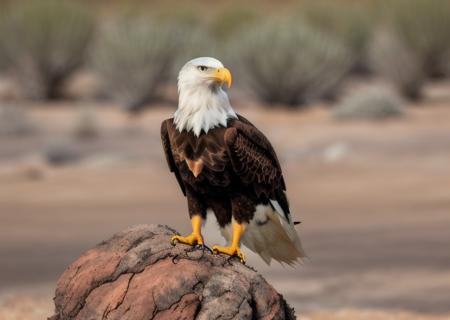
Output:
(0, 18), (7, 72)
(445, 51), (450, 77)
(229, 19), (352, 106)
(0, 0), (94, 99)
(333, 86), (404, 121)
(300, 1), (375, 73)
(369, 30), (425, 100)
(93, 17), (191, 112)
(383, 0), (450, 78)
(209, 7), (260, 40)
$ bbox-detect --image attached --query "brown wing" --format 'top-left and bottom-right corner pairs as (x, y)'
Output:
(225, 115), (290, 217)
(161, 119), (186, 196)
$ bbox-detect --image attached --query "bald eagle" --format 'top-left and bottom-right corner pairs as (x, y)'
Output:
(161, 57), (306, 265)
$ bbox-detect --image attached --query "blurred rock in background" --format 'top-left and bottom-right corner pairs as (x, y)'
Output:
(0, 103), (35, 137)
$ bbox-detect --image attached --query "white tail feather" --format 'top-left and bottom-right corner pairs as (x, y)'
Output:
(271, 200), (306, 258)
(219, 203), (306, 265)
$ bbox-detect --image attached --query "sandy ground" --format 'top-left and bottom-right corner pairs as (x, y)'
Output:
(1, 91), (450, 318)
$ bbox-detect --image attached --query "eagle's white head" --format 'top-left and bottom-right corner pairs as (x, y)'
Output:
(174, 57), (237, 136)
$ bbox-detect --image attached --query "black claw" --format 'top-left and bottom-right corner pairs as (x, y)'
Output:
(225, 255), (235, 266)
(203, 245), (214, 254)
(195, 244), (213, 254)
(171, 254), (180, 264)
(223, 254), (245, 265)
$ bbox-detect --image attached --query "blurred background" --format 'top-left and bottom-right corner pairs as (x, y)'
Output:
(0, 0), (449, 319)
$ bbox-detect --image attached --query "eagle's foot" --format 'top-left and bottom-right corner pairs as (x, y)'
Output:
(212, 245), (246, 264)
(171, 233), (204, 247)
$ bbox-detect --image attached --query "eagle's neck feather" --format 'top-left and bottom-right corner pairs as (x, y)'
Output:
(174, 86), (237, 136)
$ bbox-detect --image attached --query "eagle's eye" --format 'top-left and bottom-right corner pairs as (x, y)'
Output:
(197, 66), (208, 72)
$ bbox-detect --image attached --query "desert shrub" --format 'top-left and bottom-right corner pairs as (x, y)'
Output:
(0, 20), (7, 72)
(0, 0), (95, 99)
(300, 1), (375, 73)
(0, 7), (10, 72)
(445, 51), (450, 78)
(210, 7), (260, 40)
(383, 0), (450, 78)
(154, 7), (203, 31)
(333, 86), (404, 121)
(369, 30), (425, 100)
(229, 19), (352, 106)
(93, 17), (190, 112)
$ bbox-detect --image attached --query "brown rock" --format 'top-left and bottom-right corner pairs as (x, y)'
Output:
(49, 224), (296, 320)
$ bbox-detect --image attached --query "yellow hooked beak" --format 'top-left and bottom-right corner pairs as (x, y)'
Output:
(214, 67), (232, 88)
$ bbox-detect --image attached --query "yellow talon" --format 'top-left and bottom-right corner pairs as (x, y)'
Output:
(212, 220), (246, 263)
(212, 245), (246, 263)
(171, 215), (204, 247)
(171, 233), (203, 246)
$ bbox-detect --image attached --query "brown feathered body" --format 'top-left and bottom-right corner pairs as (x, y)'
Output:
(161, 114), (306, 264)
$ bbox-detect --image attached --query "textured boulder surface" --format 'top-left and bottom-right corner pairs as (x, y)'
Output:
(49, 224), (295, 320)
